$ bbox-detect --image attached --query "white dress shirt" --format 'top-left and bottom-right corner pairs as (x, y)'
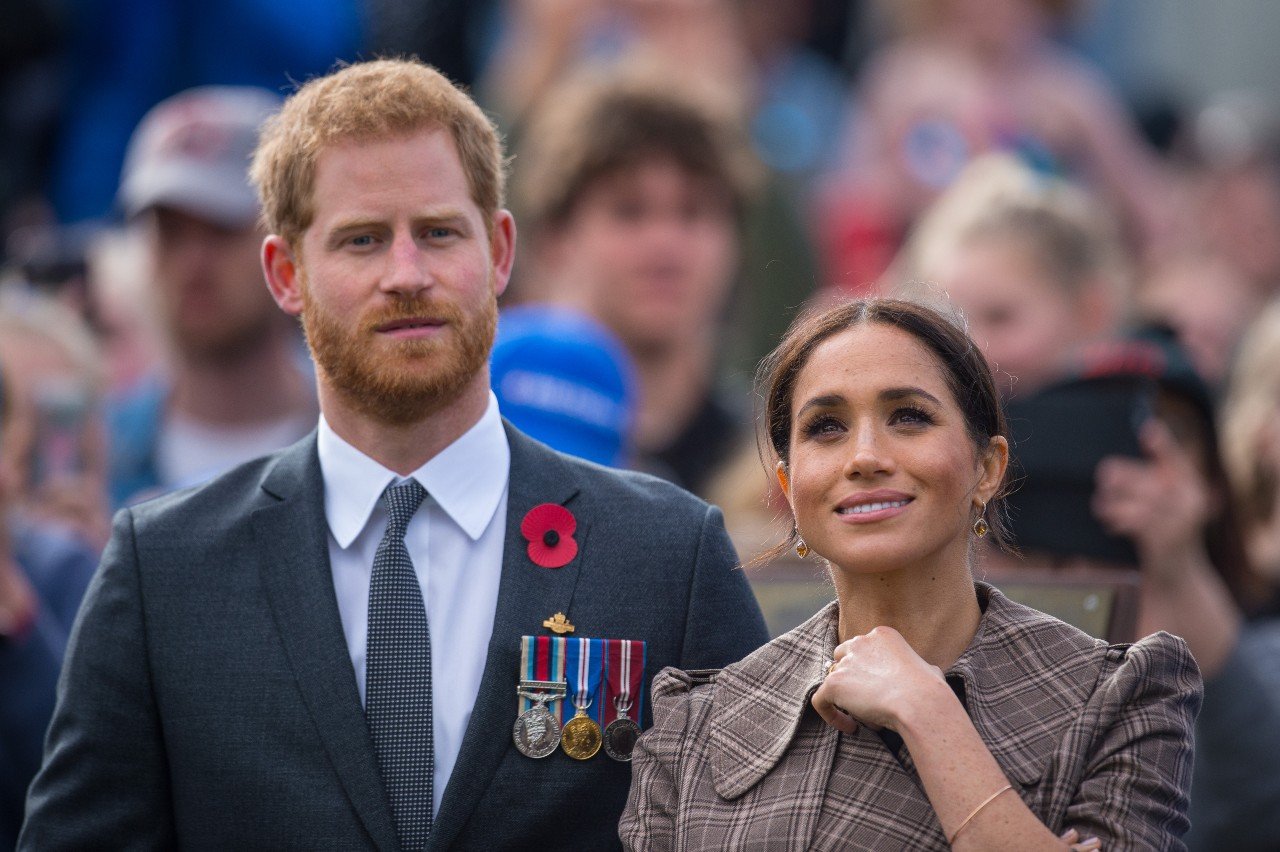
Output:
(317, 393), (510, 816)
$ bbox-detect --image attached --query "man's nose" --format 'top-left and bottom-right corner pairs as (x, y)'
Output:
(380, 232), (430, 296)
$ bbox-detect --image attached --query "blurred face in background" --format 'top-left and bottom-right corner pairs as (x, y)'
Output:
(146, 207), (279, 364)
(1139, 254), (1262, 388)
(550, 158), (738, 358)
(935, 232), (1103, 397)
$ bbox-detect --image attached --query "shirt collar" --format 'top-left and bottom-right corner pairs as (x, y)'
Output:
(317, 392), (510, 548)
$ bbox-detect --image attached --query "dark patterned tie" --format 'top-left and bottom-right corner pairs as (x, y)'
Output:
(366, 479), (432, 850)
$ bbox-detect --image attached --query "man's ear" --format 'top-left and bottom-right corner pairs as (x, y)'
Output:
(489, 210), (517, 299)
(262, 235), (304, 317)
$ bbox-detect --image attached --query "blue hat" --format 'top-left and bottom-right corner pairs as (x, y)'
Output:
(491, 305), (636, 467)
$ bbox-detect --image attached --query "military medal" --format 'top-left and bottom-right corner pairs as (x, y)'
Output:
(560, 637), (603, 760)
(603, 638), (645, 762)
(514, 636), (568, 758)
(514, 681), (565, 758)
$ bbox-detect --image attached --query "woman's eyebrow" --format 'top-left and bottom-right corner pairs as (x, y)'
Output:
(796, 394), (844, 418)
(880, 386), (942, 406)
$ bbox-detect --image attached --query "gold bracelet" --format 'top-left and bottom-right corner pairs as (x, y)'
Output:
(946, 783), (1013, 846)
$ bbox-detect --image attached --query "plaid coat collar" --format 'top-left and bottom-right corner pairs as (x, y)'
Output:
(709, 582), (1109, 799)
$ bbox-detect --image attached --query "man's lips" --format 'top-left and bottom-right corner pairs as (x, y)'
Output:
(374, 317), (446, 338)
(834, 490), (914, 521)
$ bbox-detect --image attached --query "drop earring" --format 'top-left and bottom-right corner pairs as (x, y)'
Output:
(793, 525), (810, 558)
(972, 501), (989, 538)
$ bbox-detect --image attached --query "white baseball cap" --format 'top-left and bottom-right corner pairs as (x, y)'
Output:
(118, 86), (282, 227)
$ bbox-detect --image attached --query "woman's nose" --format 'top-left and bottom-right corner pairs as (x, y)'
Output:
(844, 425), (892, 478)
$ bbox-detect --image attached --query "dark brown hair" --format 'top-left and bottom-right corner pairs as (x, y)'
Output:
(757, 297), (1012, 551)
(513, 63), (755, 237)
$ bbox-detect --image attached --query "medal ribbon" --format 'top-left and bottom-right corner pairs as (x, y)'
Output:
(604, 638), (648, 727)
(563, 637), (604, 725)
(519, 635), (567, 720)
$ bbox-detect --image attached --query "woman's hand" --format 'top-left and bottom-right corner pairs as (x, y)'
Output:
(1060, 828), (1103, 851)
(811, 625), (952, 734)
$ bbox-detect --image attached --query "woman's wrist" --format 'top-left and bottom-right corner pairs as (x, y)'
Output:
(891, 674), (961, 737)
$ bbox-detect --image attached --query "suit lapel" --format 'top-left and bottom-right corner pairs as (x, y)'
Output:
(253, 436), (399, 852)
(431, 426), (583, 850)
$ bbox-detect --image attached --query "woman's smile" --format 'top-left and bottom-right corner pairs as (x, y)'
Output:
(834, 490), (915, 523)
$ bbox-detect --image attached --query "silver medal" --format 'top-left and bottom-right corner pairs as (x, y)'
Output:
(513, 703), (562, 758)
(514, 680), (567, 759)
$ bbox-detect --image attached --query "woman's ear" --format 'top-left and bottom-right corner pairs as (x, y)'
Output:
(775, 460), (791, 498)
(977, 436), (1009, 503)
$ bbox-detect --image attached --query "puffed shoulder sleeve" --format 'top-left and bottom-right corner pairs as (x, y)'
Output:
(619, 668), (717, 852)
(1064, 631), (1202, 852)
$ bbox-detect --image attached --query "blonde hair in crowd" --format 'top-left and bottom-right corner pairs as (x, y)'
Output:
(251, 58), (507, 246)
(1222, 300), (1280, 578)
(886, 154), (1131, 314)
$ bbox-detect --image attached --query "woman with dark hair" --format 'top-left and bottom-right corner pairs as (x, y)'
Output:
(619, 298), (1200, 851)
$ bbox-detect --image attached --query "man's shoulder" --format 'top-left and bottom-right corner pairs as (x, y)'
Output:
(511, 427), (713, 519)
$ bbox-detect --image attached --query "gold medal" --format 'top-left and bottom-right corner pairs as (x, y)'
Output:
(561, 707), (602, 760)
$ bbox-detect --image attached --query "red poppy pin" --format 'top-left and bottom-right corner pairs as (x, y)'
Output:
(521, 503), (578, 568)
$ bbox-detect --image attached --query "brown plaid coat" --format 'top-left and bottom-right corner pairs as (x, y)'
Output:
(620, 583), (1202, 851)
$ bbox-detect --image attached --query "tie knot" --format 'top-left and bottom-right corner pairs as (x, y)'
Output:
(382, 479), (426, 533)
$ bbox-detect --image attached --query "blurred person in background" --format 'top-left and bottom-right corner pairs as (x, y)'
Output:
(512, 64), (755, 497)
(987, 333), (1280, 851)
(483, 0), (753, 134)
(484, 0), (823, 378)
(1182, 92), (1280, 301)
(0, 357), (99, 850)
(890, 155), (1129, 399)
(490, 304), (635, 468)
(82, 227), (164, 397)
(109, 86), (316, 506)
(1136, 251), (1263, 392)
(1133, 91), (1280, 391)
(1221, 301), (1280, 600)
(821, 0), (1170, 290)
(45, 0), (361, 225)
(0, 289), (109, 550)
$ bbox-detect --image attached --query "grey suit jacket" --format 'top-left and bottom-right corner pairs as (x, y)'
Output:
(20, 424), (769, 851)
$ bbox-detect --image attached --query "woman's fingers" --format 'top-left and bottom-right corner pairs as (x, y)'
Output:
(811, 680), (859, 734)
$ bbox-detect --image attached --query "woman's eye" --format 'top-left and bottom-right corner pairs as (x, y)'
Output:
(801, 415), (844, 438)
(890, 406), (934, 426)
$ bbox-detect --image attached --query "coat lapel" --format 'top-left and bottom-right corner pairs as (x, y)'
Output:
(253, 435), (399, 852)
(430, 425), (583, 850)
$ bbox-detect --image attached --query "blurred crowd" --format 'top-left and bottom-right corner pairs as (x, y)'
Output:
(3, 0), (1280, 849)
